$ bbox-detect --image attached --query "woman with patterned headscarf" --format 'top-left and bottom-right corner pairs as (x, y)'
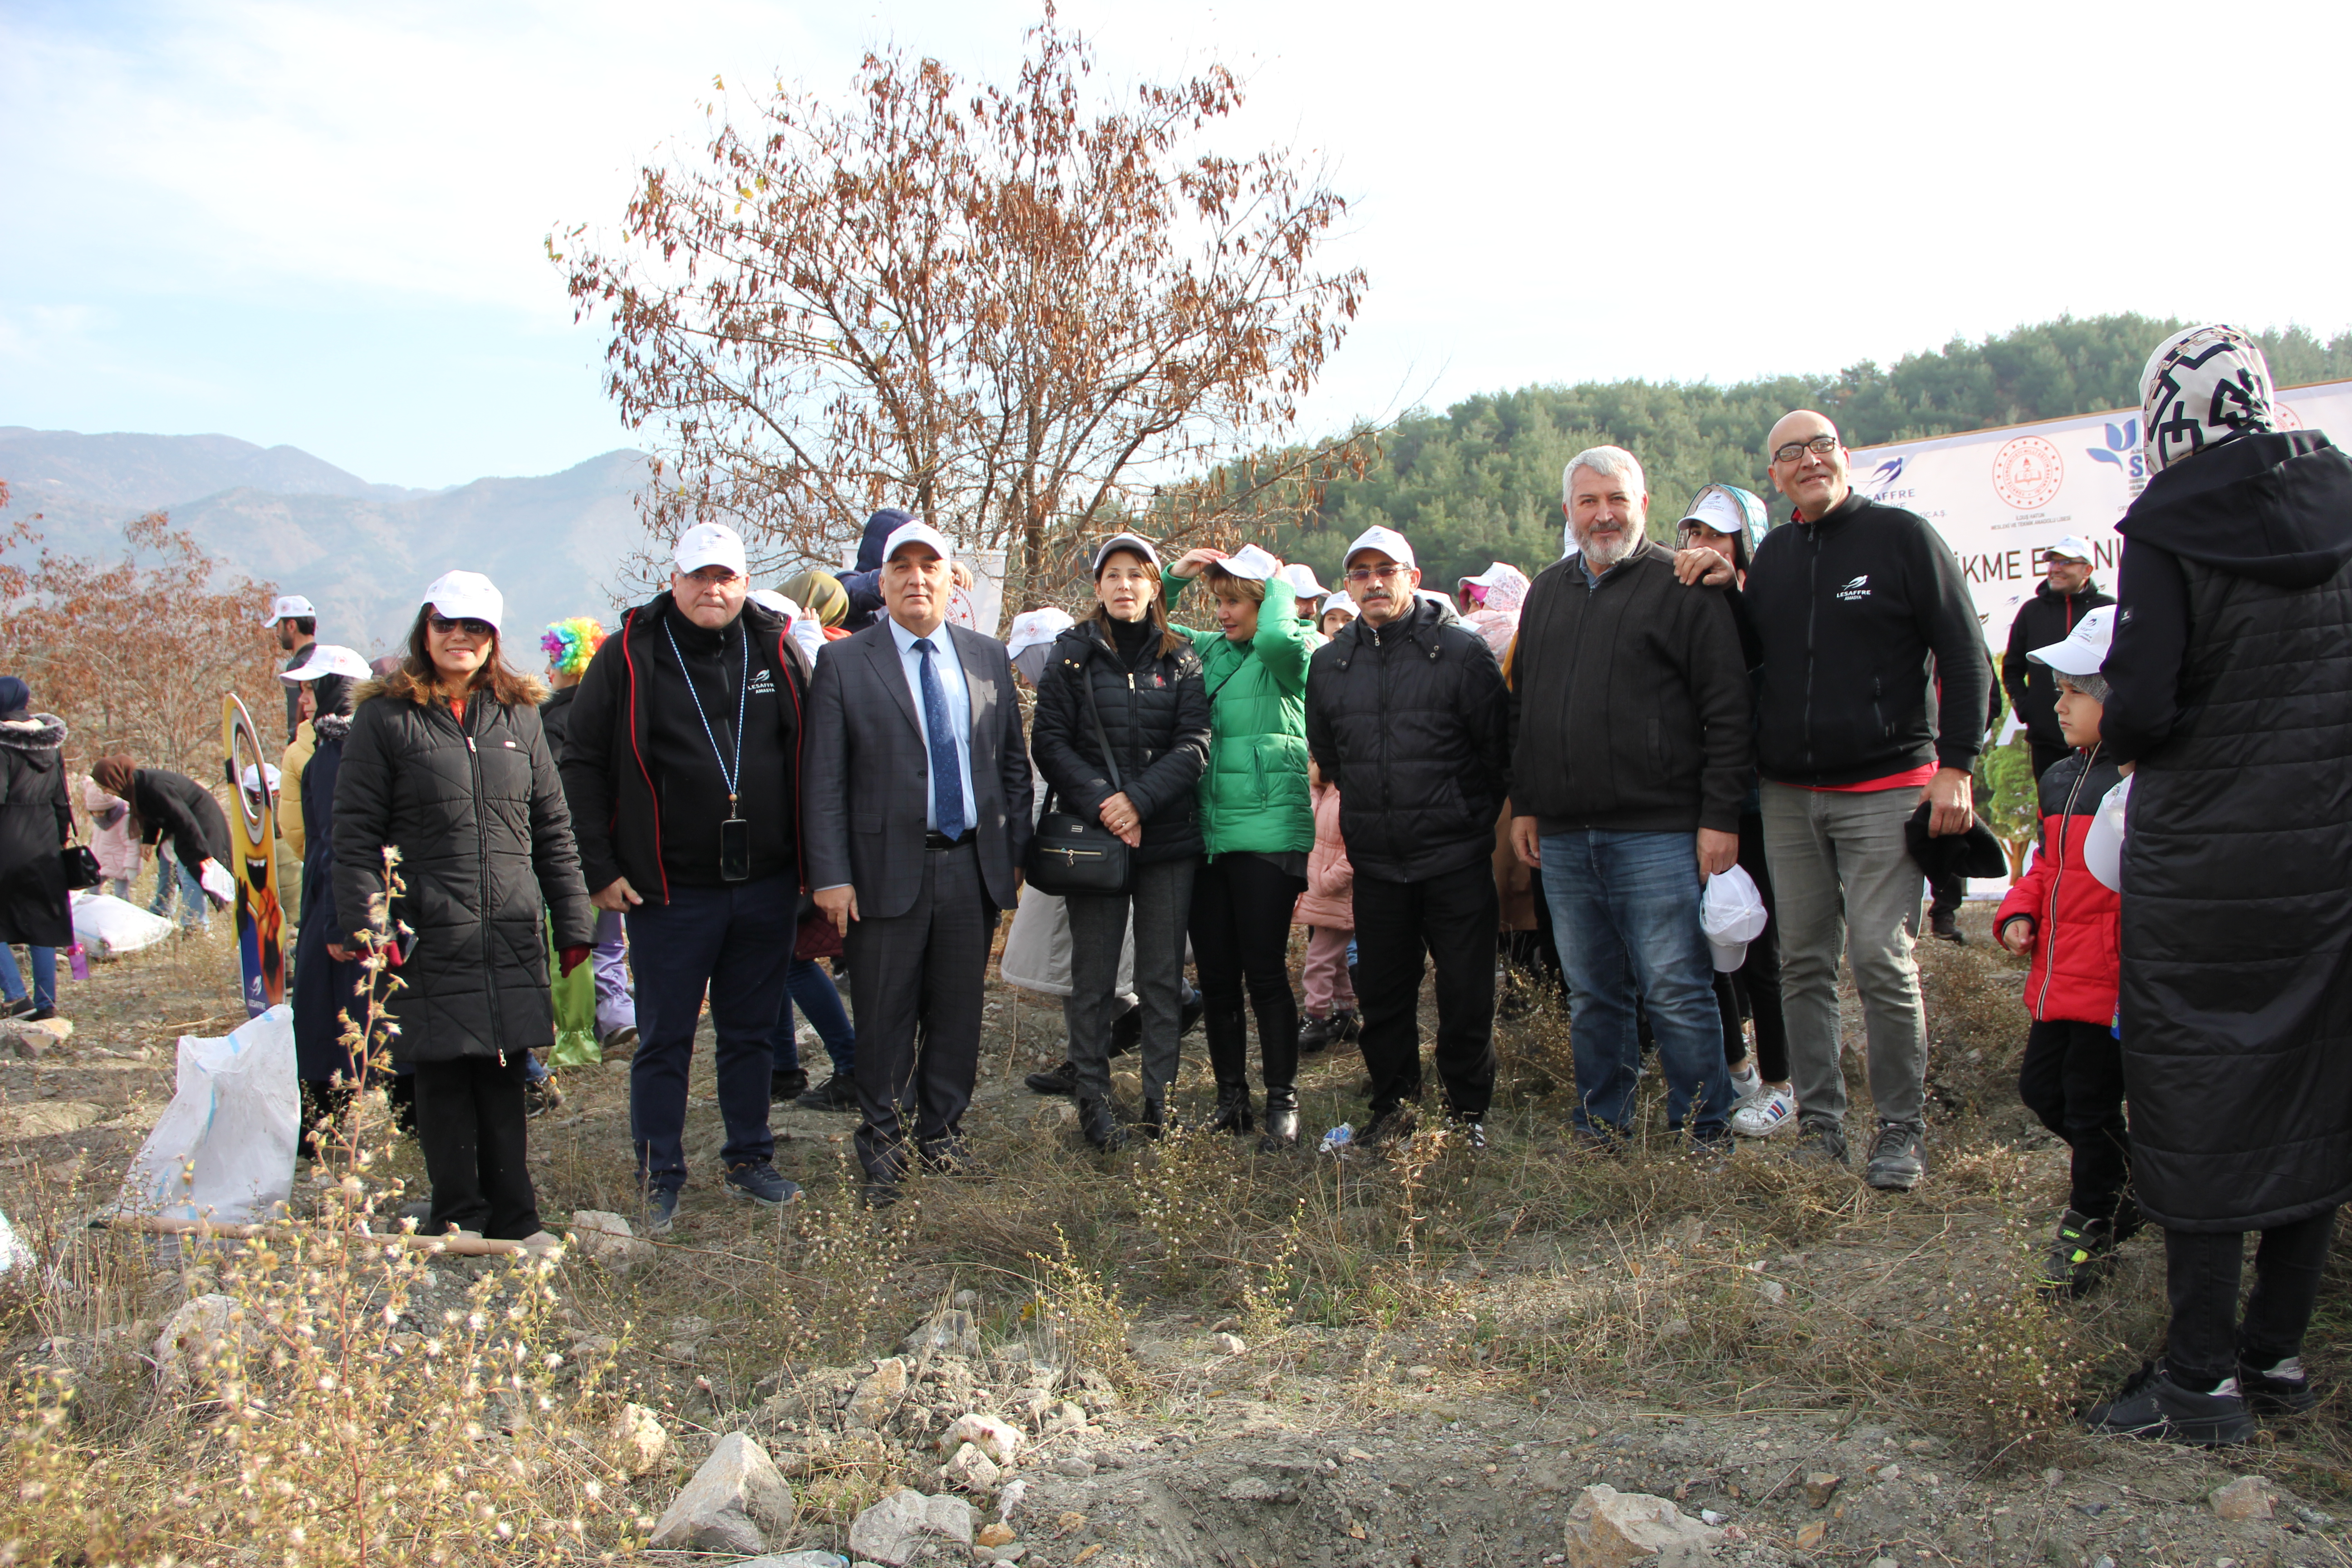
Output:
(2082, 326), (2352, 1445)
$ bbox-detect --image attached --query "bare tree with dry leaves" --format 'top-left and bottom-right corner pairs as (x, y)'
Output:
(557, 10), (1369, 617)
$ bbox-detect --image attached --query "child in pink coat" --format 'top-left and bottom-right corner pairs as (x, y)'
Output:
(1294, 758), (1357, 1051)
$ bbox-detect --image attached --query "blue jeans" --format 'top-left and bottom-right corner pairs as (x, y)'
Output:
(1539, 829), (1732, 1140)
(0, 946), (56, 1012)
(151, 856), (209, 930)
(625, 872), (795, 1191)
(769, 956), (856, 1079)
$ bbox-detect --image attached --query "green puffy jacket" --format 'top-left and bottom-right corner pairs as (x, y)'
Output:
(1167, 572), (1314, 858)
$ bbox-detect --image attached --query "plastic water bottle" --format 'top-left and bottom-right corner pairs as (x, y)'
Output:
(66, 943), (89, 982)
(1318, 1122), (1354, 1158)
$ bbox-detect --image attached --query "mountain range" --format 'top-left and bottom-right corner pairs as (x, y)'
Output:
(0, 426), (657, 657)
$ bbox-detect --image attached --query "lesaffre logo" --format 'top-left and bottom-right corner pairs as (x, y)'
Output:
(749, 668), (777, 696)
(1835, 573), (1871, 603)
(2086, 418), (2149, 495)
(1864, 456), (1906, 490)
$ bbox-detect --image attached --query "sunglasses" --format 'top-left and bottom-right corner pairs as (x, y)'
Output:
(427, 615), (495, 638)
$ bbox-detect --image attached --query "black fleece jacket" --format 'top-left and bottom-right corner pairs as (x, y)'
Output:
(2002, 578), (2113, 749)
(1741, 490), (1990, 786)
(1508, 543), (1752, 834)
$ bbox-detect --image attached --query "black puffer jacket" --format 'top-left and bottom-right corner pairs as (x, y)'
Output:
(1031, 618), (1212, 865)
(539, 684), (578, 766)
(1305, 595), (1511, 883)
(332, 676), (596, 1064)
(0, 713), (73, 947)
(2103, 430), (2352, 1230)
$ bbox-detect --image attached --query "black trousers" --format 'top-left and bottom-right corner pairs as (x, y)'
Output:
(845, 841), (991, 1185)
(2165, 1207), (2339, 1386)
(1352, 861), (1498, 1120)
(412, 1053), (538, 1240)
(1188, 853), (1307, 1090)
(2017, 1016), (2131, 1220)
(1713, 810), (1788, 1083)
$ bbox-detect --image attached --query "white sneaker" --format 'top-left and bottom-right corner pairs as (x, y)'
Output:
(1728, 1059), (1763, 1104)
(1730, 1087), (1798, 1138)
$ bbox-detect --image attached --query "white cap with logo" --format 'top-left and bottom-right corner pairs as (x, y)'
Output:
(278, 644), (374, 684)
(674, 522), (750, 578)
(882, 519), (955, 563)
(1320, 593), (1358, 621)
(1701, 864), (1769, 972)
(2028, 603), (2116, 677)
(421, 570), (505, 632)
(1279, 563), (1328, 599)
(1343, 525), (1416, 572)
(1214, 543), (1284, 582)
(2045, 535), (2095, 564)
(1091, 533), (1160, 572)
(262, 594), (316, 627)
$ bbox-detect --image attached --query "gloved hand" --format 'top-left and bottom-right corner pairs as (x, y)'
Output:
(559, 945), (591, 979)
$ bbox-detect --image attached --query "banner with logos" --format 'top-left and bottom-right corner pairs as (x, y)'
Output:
(1847, 380), (2352, 647)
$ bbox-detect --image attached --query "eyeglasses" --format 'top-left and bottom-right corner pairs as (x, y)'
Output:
(427, 615), (495, 638)
(1771, 433), (1841, 465)
(1343, 564), (1406, 585)
(682, 565), (743, 585)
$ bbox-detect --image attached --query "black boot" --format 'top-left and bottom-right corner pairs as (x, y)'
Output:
(1202, 1006), (1254, 1134)
(1025, 1058), (1079, 1096)
(1255, 1009), (1300, 1151)
(1137, 1097), (1175, 1140)
(1257, 1087), (1300, 1152)
(1077, 1097), (1127, 1152)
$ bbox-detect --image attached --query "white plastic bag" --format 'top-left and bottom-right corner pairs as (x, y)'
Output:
(0, 1206), (34, 1277)
(998, 886), (1135, 1002)
(119, 1005), (299, 1224)
(2084, 774), (2131, 892)
(197, 858), (236, 907)
(69, 891), (175, 957)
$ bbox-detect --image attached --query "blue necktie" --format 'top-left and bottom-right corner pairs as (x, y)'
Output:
(913, 638), (966, 840)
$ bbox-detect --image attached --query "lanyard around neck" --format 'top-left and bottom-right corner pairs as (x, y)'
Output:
(662, 617), (748, 815)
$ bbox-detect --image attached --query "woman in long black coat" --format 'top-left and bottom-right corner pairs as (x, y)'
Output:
(333, 573), (594, 1244)
(286, 662), (368, 1158)
(0, 678), (74, 1020)
(88, 755), (232, 932)
(2086, 326), (2352, 1445)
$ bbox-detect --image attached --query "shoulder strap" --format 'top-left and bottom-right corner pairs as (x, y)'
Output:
(1080, 661), (1124, 792)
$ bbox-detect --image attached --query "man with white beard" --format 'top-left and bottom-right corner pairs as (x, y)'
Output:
(1507, 446), (1753, 1148)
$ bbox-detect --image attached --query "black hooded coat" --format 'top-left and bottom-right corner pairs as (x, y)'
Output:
(2102, 430), (2352, 1231)
(837, 508), (916, 633)
(0, 713), (74, 947)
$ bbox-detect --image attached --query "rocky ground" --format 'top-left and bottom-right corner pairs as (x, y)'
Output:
(6, 893), (2352, 1567)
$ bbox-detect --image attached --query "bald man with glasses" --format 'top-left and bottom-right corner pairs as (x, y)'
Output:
(1676, 411), (1989, 1191)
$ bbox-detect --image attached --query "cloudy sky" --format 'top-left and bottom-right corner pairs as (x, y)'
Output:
(6, 0), (2349, 489)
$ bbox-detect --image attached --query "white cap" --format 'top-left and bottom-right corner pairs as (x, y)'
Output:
(1213, 543), (1283, 582)
(2045, 535), (2095, 564)
(238, 762), (283, 795)
(261, 594), (316, 627)
(673, 522), (750, 578)
(421, 570), (505, 631)
(1701, 864), (1769, 972)
(1319, 593), (1358, 621)
(1091, 533), (1160, 573)
(746, 588), (799, 619)
(2027, 603), (2116, 677)
(1458, 563), (1514, 594)
(278, 644), (372, 684)
(1005, 607), (1075, 658)
(882, 519), (954, 564)
(1343, 525), (1416, 572)
(1279, 563), (1328, 599)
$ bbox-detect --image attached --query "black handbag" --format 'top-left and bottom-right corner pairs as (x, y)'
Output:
(1024, 663), (1137, 897)
(59, 845), (103, 892)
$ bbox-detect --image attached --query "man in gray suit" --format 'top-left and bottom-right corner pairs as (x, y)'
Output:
(805, 519), (1033, 1202)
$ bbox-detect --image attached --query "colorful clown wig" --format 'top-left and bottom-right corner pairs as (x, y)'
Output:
(540, 617), (607, 676)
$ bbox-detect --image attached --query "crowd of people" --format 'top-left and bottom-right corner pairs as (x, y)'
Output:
(0, 324), (2341, 1447)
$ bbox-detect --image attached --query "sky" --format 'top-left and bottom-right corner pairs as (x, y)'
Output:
(5, 0), (2350, 490)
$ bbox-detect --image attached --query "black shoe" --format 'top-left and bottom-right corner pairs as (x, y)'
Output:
(796, 1074), (860, 1112)
(1864, 1120), (1925, 1191)
(1109, 1002), (1142, 1059)
(1794, 1119), (1849, 1168)
(0, 998), (32, 1019)
(862, 1180), (900, 1210)
(1333, 1009), (1360, 1043)
(524, 1075), (562, 1118)
(1298, 1015), (1336, 1054)
(599, 1023), (640, 1055)
(2238, 1354), (2319, 1415)
(1025, 1059), (1079, 1097)
(725, 1161), (802, 1207)
(2034, 1208), (2120, 1300)
(1451, 1116), (1487, 1151)
(1206, 1083), (1254, 1135)
(1359, 1102), (1419, 1152)
(1929, 909), (1965, 944)
(1257, 1092), (1299, 1152)
(2082, 1361), (2254, 1446)
(1078, 1097), (1127, 1152)
(769, 1067), (810, 1104)
(643, 1186), (680, 1236)
(1135, 1098), (1176, 1140)
(24, 1005), (56, 1023)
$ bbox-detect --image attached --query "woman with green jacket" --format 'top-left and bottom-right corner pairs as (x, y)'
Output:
(1165, 545), (1315, 1148)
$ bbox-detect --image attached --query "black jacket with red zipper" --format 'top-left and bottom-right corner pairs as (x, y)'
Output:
(558, 592), (812, 904)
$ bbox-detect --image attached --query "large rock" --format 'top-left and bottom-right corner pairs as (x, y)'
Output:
(902, 1307), (983, 1358)
(153, 1294), (245, 1395)
(848, 1488), (977, 1566)
(940, 1411), (1023, 1466)
(2210, 1475), (2274, 1521)
(1563, 1485), (1724, 1568)
(941, 1441), (1004, 1493)
(606, 1402), (668, 1476)
(648, 1431), (796, 1554)
(4, 1016), (72, 1058)
(847, 1357), (908, 1428)
(566, 1211), (654, 1274)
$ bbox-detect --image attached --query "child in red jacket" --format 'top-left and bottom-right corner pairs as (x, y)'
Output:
(1996, 604), (2134, 1298)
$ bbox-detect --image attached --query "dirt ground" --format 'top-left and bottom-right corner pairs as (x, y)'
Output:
(7, 881), (2352, 1568)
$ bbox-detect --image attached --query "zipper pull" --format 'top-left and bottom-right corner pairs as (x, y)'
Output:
(466, 736), (477, 752)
